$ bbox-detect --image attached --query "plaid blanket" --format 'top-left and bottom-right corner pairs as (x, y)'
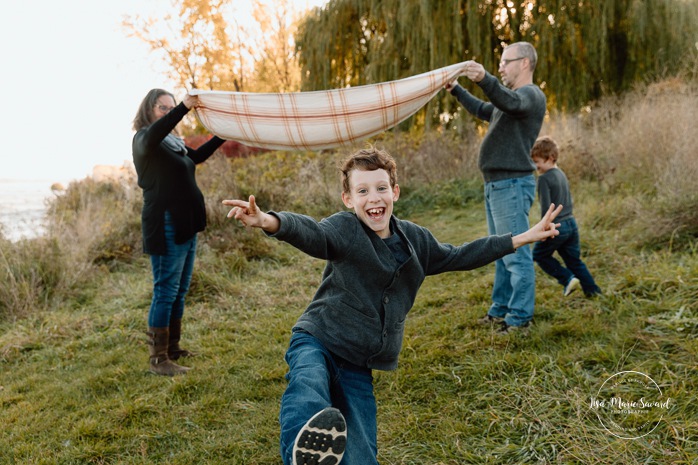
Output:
(189, 62), (467, 151)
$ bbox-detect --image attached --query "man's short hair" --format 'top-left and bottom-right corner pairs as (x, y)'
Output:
(508, 42), (538, 72)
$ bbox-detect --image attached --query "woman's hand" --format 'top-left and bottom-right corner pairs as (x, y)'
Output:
(182, 93), (199, 110)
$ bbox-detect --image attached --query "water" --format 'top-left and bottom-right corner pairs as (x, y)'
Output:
(0, 179), (64, 241)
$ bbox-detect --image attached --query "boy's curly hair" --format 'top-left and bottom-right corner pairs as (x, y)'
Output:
(531, 135), (559, 163)
(340, 146), (398, 194)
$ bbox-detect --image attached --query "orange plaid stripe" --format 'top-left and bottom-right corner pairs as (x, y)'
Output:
(190, 62), (468, 151)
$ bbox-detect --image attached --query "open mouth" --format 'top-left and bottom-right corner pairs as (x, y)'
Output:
(366, 207), (385, 220)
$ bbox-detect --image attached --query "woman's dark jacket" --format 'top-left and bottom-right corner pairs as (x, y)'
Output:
(132, 102), (225, 255)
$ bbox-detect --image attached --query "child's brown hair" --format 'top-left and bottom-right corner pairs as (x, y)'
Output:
(340, 146), (398, 194)
(531, 136), (559, 163)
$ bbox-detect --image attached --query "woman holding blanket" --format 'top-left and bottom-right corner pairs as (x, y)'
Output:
(132, 89), (225, 376)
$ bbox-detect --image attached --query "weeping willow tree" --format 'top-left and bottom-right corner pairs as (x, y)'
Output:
(296, 0), (698, 127)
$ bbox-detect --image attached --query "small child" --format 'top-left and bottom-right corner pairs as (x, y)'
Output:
(530, 136), (602, 297)
(223, 147), (563, 465)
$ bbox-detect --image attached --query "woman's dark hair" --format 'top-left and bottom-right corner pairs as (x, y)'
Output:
(132, 89), (175, 131)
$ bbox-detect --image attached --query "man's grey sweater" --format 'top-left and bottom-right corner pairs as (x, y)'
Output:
(451, 72), (547, 182)
(269, 210), (515, 371)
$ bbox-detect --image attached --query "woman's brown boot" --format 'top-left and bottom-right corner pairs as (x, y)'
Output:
(168, 318), (196, 360)
(147, 327), (190, 376)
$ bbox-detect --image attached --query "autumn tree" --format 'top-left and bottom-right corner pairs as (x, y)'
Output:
(123, 0), (252, 92)
(249, 0), (304, 93)
(124, 0), (307, 94)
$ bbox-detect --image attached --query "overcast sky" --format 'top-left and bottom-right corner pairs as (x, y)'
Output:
(2, 0), (324, 183)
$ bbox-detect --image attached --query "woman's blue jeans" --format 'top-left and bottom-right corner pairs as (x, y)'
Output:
(532, 217), (601, 296)
(484, 175), (536, 327)
(279, 330), (378, 465)
(148, 211), (197, 328)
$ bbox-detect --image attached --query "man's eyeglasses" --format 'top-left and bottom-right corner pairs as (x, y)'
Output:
(155, 104), (175, 112)
(499, 56), (526, 67)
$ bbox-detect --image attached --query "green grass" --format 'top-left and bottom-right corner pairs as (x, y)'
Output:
(1, 187), (696, 464)
(2, 81), (697, 464)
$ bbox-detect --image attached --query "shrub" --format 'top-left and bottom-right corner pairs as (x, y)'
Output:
(543, 77), (698, 249)
(377, 128), (481, 187)
(45, 176), (142, 266)
(638, 148), (698, 249)
(198, 149), (343, 221)
(0, 236), (73, 320)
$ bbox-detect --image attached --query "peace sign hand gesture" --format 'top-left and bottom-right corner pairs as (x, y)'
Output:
(222, 195), (280, 233)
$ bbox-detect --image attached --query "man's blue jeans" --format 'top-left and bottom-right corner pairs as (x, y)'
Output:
(484, 175), (536, 327)
(279, 330), (378, 465)
(148, 211), (197, 328)
(533, 216), (601, 296)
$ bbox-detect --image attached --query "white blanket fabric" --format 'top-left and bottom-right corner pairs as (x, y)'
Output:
(189, 62), (467, 151)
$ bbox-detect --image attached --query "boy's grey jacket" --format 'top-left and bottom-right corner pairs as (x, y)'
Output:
(269, 210), (515, 371)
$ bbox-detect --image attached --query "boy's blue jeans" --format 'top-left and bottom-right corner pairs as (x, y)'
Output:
(484, 175), (536, 327)
(279, 330), (379, 465)
(533, 217), (601, 296)
(148, 211), (197, 328)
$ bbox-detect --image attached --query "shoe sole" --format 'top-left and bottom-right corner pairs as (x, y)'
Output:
(292, 407), (347, 465)
(564, 278), (581, 296)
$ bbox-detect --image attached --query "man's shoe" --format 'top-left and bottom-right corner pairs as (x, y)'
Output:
(477, 314), (504, 326)
(496, 321), (530, 336)
(292, 407), (347, 465)
(564, 277), (581, 297)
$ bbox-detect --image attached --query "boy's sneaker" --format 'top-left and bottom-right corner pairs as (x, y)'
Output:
(564, 277), (581, 297)
(496, 321), (530, 336)
(292, 407), (347, 465)
(477, 314), (503, 326)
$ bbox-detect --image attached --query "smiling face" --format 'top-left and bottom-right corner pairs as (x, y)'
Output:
(341, 168), (400, 239)
(531, 136), (559, 174)
(533, 156), (556, 174)
(152, 94), (176, 121)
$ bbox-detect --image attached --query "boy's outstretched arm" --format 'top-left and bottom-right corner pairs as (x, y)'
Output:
(222, 195), (280, 234)
(512, 203), (563, 249)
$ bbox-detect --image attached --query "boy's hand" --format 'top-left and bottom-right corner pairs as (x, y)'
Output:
(222, 195), (280, 233)
(512, 203), (563, 249)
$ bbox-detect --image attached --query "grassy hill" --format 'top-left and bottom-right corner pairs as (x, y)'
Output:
(1, 81), (696, 464)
